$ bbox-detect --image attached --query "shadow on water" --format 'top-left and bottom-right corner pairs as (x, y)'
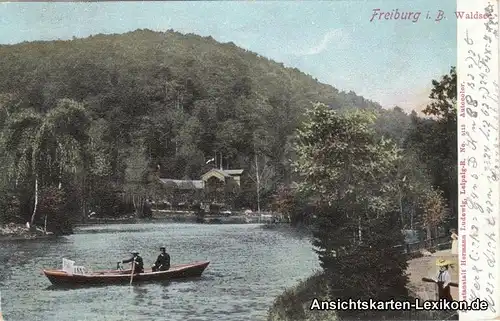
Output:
(131, 284), (148, 302)
(44, 276), (204, 291)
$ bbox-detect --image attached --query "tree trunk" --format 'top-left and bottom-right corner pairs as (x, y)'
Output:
(255, 153), (261, 213)
(58, 165), (63, 189)
(30, 175), (39, 228)
(358, 216), (362, 243)
(139, 197), (145, 217)
(58, 143), (64, 189)
(132, 195), (137, 216)
(82, 174), (87, 223)
(44, 214), (48, 234)
(410, 202), (415, 230)
(398, 188), (404, 228)
(426, 224), (432, 248)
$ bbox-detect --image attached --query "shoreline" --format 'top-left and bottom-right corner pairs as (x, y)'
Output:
(76, 212), (286, 226)
(0, 223), (58, 242)
(1, 215), (294, 240)
(0, 234), (59, 242)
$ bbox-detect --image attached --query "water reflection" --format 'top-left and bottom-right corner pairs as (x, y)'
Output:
(132, 285), (149, 305)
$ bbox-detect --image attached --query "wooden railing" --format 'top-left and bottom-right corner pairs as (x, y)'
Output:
(394, 235), (452, 254)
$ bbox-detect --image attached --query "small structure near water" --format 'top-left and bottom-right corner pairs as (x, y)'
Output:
(158, 168), (244, 209)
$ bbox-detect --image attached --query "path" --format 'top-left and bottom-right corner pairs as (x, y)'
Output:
(407, 249), (459, 301)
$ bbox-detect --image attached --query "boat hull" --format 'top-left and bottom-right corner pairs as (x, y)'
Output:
(43, 261), (209, 287)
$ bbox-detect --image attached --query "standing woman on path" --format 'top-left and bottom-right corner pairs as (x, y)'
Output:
(450, 229), (458, 255)
(435, 259), (454, 301)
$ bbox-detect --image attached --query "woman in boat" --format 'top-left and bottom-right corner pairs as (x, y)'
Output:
(434, 259), (454, 301)
(120, 251), (144, 274)
(450, 229), (458, 255)
(152, 246), (170, 272)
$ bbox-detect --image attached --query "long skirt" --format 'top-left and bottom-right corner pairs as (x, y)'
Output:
(437, 282), (453, 301)
(451, 240), (458, 255)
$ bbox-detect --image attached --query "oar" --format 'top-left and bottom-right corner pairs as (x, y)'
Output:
(422, 277), (458, 287)
(129, 261), (135, 285)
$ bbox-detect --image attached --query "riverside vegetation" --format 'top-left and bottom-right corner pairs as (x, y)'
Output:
(0, 29), (457, 319)
(267, 69), (457, 320)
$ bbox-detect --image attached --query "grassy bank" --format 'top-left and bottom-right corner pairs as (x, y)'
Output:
(267, 272), (336, 321)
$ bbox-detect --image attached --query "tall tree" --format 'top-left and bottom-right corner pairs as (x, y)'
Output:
(4, 99), (90, 227)
(293, 103), (409, 318)
(409, 66), (457, 224)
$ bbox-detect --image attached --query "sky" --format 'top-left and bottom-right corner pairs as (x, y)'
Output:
(0, 0), (457, 112)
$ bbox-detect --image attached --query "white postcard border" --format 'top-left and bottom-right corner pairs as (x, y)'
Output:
(457, 0), (499, 320)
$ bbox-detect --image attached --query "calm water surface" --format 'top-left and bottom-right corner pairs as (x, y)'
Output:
(0, 223), (318, 321)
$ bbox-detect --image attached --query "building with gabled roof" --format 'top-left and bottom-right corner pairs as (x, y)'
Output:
(158, 168), (244, 207)
(200, 168), (244, 187)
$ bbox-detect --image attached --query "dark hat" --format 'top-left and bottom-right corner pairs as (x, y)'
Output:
(160, 246), (166, 250)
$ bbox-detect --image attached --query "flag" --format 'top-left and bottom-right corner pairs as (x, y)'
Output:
(205, 157), (215, 164)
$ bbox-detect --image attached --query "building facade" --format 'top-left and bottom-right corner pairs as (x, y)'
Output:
(158, 168), (244, 209)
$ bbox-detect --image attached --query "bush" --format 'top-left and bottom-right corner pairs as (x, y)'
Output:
(267, 272), (336, 321)
(37, 186), (77, 235)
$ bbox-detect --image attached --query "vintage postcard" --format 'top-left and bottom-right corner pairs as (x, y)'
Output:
(0, 0), (497, 320)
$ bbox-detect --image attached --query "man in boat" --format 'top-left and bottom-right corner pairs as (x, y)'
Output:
(152, 246), (170, 272)
(434, 258), (454, 301)
(119, 251), (144, 274)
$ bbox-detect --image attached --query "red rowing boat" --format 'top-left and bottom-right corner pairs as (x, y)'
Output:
(43, 260), (210, 287)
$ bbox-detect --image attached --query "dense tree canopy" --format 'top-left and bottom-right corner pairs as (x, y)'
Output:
(0, 29), (385, 226)
(0, 30), (456, 239)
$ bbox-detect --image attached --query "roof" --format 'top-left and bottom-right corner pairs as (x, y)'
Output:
(159, 179), (204, 190)
(200, 168), (244, 182)
(211, 169), (231, 177)
(201, 169), (229, 182)
(222, 169), (244, 175)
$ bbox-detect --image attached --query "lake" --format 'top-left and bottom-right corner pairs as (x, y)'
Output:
(0, 223), (319, 321)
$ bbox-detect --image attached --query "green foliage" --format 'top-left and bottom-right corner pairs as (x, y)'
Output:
(324, 210), (410, 320)
(423, 66), (457, 121)
(292, 103), (412, 319)
(272, 184), (311, 226)
(0, 31), (456, 248)
(268, 67), (458, 320)
(37, 184), (79, 235)
(0, 30), (383, 218)
(294, 103), (401, 212)
(0, 30), (386, 224)
(405, 67), (457, 227)
(0, 187), (21, 224)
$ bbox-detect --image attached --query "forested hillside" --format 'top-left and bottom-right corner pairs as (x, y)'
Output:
(0, 29), (456, 235)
